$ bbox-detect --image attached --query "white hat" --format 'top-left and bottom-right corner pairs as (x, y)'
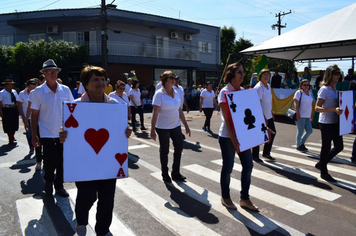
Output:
(40, 59), (61, 73)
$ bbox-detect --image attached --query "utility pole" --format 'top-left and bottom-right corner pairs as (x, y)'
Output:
(271, 10), (292, 35)
(101, 0), (108, 71)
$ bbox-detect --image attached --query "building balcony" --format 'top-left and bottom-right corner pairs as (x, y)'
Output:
(86, 41), (200, 61)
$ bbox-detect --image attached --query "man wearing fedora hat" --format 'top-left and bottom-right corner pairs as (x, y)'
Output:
(0, 78), (19, 144)
(30, 59), (74, 197)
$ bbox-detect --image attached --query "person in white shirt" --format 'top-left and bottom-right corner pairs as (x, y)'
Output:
(150, 71), (191, 183)
(0, 79), (19, 144)
(129, 80), (146, 132)
(31, 59), (74, 197)
(199, 81), (219, 133)
(125, 78), (132, 95)
(17, 79), (37, 153)
(173, 75), (190, 113)
(294, 79), (314, 152)
(252, 69), (277, 162)
(108, 80), (131, 121)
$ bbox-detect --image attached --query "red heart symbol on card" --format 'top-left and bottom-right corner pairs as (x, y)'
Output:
(84, 128), (109, 154)
(64, 114), (79, 128)
(115, 153), (128, 166)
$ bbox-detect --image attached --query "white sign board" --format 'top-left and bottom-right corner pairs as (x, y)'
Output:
(225, 89), (269, 152)
(339, 91), (354, 136)
(63, 102), (128, 182)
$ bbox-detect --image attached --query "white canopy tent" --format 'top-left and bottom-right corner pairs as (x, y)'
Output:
(240, 3), (356, 62)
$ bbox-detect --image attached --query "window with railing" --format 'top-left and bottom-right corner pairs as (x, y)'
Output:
(199, 41), (212, 53)
(0, 35), (13, 46)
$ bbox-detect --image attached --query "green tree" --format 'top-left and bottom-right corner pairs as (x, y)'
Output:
(0, 46), (11, 81)
(232, 37), (254, 86)
(220, 26), (236, 69)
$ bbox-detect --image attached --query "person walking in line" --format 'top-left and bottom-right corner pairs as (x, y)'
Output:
(252, 69), (277, 162)
(0, 79), (19, 144)
(30, 59), (74, 197)
(150, 71), (191, 183)
(294, 79), (314, 152)
(129, 80), (146, 133)
(199, 81), (219, 133)
(109, 80), (131, 121)
(218, 62), (259, 212)
(315, 64), (344, 182)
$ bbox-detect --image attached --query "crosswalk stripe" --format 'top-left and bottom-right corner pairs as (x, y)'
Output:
(304, 142), (353, 154)
(67, 189), (135, 236)
(128, 144), (150, 150)
(16, 197), (58, 236)
(261, 154), (356, 191)
(269, 150), (356, 178)
(116, 178), (221, 236)
(150, 172), (304, 235)
(211, 159), (341, 201)
(183, 164), (314, 215)
(130, 136), (175, 153)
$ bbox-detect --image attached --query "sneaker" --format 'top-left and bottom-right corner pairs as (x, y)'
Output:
(296, 145), (307, 152)
(301, 144), (308, 151)
(202, 127), (207, 132)
(320, 174), (337, 183)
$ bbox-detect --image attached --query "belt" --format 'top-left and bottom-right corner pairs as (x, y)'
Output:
(2, 104), (16, 108)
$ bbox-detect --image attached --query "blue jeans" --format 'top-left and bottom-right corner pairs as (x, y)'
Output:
(319, 123), (343, 175)
(25, 119), (33, 149)
(218, 136), (253, 200)
(295, 118), (313, 147)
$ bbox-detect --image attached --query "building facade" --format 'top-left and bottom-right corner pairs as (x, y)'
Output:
(0, 8), (221, 88)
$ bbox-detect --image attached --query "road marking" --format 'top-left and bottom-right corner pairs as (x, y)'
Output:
(16, 197), (58, 236)
(150, 172), (304, 235)
(211, 159), (341, 201)
(130, 136), (175, 153)
(305, 142), (353, 152)
(128, 144), (150, 150)
(183, 164), (314, 215)
(116, 178), (221, 236)
(67, 189), (135, 236)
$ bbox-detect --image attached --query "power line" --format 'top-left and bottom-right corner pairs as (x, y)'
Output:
(271, 10), (292, 35)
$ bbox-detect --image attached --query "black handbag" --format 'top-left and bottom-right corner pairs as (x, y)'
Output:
(285, 91), (302, 121)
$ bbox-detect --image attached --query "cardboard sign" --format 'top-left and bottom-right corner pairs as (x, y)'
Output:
(225, 89), (269, 152)
(339, 91), (354, 136)
(63, 102), (128, 182)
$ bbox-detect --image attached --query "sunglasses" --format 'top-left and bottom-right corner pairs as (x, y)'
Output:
(332, 71), (340, 75)
(302, 84), (310, 86)
(236, 71), (245, 75)
(168, 76), (175, 80)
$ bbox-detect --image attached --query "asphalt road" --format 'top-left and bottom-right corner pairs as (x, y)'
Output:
(1, 111), (356, 236)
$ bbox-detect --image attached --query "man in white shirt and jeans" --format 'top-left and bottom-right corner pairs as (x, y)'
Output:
(31, 59), (74, 197)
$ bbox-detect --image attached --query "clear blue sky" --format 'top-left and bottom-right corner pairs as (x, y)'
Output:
(1, 0), (355, 73)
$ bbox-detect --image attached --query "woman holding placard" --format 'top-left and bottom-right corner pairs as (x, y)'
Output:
(60, 66), (132, 236)
(252, 69), (276, 162)
(150, 71), (191, 183)
(218, 62), (259, 212)
(315, 64), (344, 183)
(294, 79), (314, 152)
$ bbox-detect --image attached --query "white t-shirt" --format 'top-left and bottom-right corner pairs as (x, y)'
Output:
(174, 85), (184, 108)
(30, 82), (74, 138)
(129, 88), (141, 106)
(294, 90), (313, 118)
(254, 82), (273, 120)
(78, 83), (86, 95)
(218, 83), (244, 138)
(0, 89), (18, 105)
(125, 84), (131, 95)
(318, 85), (338, 124)
(156, 82), (162, 91)
(108, 91), (129, 106)
(17, 89), (30, 116)
(200, 89), (215, 108)
(152, 88), (181, 129)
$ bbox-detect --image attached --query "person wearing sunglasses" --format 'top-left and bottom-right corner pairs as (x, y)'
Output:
(109, 80), (131, 121)
(315, 64), (344, 182)
(294, 79), (314, 152)
(0, 79), (19, 144)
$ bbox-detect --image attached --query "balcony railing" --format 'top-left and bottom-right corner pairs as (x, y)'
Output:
(86, 42), (200, 61)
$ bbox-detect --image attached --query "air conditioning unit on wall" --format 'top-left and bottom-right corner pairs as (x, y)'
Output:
(46, 25), (59, 34)
(170, 32), (178, 39)
(185, 34), (192, 41)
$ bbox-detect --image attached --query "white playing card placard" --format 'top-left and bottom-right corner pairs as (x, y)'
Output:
(63, 102), (128, 182)
(225, 89), (269, 152)
(339, 91), (354, 136)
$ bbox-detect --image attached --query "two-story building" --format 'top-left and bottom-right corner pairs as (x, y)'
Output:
(0, 7), (221, 88)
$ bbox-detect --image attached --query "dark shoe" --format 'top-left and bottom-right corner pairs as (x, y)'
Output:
(171, 173), (186, 181)
(221, 198), (237, 210)
(262, 154), (276, 161)
(162, 173), (172, 183)
(141, 126), (147, 131)
(301, 144), (308, 151)
(315, 162), (321, 170)
(321, 174), (337, 183)
(351, 158), (356, 164)
(296, 145), (307, 152)
(207, 128), (212, 133)
(182, 134), (186, 140)
(56, 188), (69, 197)
(44, 182), (53, 196)
(239, 199), (259, 212)
(202, 127), (207, 132)
(253, 157), (264, 163)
